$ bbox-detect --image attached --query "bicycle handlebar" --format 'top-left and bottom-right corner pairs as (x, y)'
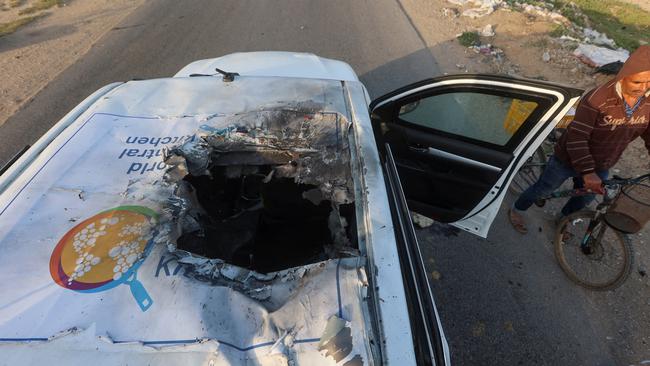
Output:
(536, 173), (650, 202)
(602, 173), (650, 187)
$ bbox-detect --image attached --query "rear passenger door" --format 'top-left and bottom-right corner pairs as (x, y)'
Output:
(371, 75), (582, 237)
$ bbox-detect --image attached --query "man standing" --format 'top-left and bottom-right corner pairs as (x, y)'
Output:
(509, 45), (650, 234)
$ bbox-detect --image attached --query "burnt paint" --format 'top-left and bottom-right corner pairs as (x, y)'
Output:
(318, 326), (354, 363)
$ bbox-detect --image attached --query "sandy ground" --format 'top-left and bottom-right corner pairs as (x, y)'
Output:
(0, 0), (144, 127)
(621, 0), (650, 13)
(401, 0), (610, 86)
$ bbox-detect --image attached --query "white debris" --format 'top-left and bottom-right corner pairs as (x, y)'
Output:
(542, 51), (551, 62)
(582, 28), (617, 48)
(518, 3), (566, 23)
(268, 330), (290, 357)
(447, 0), (503, 18)
(463, 6), (497, 18)
(560, 35), (581, 43)
(573, 44), (629, 68)
(442, 7), (460, 18)
(247, 285), (272, 301)
(469, 43), (504, 57)
(219, 265), (248, 281)
(480, 24), (495, 37)
(48, 327), (82, 341)
(412, 212), (434, 228)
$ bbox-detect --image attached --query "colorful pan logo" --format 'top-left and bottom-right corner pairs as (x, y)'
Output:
(50, 206), (158, 312)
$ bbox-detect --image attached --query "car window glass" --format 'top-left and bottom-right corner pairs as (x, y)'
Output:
(398, 92), (538, 146)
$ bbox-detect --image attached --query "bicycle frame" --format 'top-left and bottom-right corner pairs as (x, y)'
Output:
(577, 188), (617, 254)
(544, 173), (650, 253)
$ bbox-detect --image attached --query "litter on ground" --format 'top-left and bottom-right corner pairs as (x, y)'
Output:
(573, 44), (630, 68)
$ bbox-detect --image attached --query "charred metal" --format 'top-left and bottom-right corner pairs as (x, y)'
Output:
(160, 109), (358, 273)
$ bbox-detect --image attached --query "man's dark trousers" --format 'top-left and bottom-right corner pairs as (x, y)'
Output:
(514, 155), (609, 216)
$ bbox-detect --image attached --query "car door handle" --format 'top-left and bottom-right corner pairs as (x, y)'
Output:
(410, 146), (502, 172)
(408, 146), (429, 153)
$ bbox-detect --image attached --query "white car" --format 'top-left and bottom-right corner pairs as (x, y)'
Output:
(0, 52), (581, 365)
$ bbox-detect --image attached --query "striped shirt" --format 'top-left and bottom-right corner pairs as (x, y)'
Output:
(555, 81), (650, 174)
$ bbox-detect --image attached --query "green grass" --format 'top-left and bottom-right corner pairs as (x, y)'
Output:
(457, 31), (481, 47)
(512, 0), (650, 50)
(549, 24), (567, 38)
(18, 0), (64, 15)
(548, 24), (583, 39)
(565, 0), (650, 51)
(556, 2), (588, 28)
(0, 14), (40, 37)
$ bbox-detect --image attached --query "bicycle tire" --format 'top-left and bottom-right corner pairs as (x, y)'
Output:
(509, 146), (547, 195)
(554, 210), (633, 291)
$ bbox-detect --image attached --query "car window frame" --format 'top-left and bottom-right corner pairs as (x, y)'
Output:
(385, 85), (557, 153)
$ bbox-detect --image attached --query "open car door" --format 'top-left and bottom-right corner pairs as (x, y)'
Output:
(371, 75), (582, 237)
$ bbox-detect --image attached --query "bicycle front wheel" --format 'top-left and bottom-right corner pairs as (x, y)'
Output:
(554, 211), (633, 291)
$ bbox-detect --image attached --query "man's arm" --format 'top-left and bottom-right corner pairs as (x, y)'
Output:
(564, 97), (604, 192)
(564, 98), (599, 175)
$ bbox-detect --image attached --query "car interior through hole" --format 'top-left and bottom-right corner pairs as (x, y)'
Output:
(162, 110), (358, 273)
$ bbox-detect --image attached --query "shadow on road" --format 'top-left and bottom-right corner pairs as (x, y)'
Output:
(358, 47), (440, 99)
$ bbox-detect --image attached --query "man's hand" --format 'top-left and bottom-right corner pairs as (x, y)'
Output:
(582, 172), (604, 193)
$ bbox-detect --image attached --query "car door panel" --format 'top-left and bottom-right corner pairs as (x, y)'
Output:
(394, 160), (494, 223)
(382, 121), (514, 222)
(398, 126), (513, 168)
(371, 75), (582, 236)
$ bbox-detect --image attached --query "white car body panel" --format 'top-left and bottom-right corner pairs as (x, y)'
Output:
(174, 51), (359, 82)
(0, 74), (427, 365)
(0, 83), (124, 196)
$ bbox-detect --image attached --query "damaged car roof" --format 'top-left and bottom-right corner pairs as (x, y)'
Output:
(0, 76), (385, 365)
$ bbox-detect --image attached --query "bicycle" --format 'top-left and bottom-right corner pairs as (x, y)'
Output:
(536, 173), (650, 291)
(508, 131), (556, 195)
(509, 127), (569, 195)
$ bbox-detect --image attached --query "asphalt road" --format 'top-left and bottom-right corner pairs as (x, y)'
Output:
(0, 1), (644, 365)
(0, 0), (438, 167)
(418, 201), (630, 365)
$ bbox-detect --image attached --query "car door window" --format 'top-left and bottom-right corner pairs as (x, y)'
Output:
(398, 92), (539, 146)
(371, 76), (582, 236)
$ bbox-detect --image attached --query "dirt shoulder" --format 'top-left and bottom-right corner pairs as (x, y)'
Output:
(401, 0), (610, 85)
(399, 0), (649, 175)
(0, 0), (144, 128)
